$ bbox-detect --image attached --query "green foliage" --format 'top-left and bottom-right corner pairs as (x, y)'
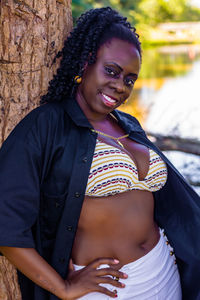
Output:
(137, 0), (200, 26)
(71, 0), (93, 19)
(71, 0), (140, 24)
(71, 0), (200, 25)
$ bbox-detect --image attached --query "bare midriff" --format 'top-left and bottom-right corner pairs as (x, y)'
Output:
(71, 189), (160, 269)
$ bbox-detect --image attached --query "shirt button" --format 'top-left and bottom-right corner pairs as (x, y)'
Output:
(82, 157), (87, 163)
(59, 258), (66, 263)
(67, 225), (73, 231)
(75, 192), (80, 198)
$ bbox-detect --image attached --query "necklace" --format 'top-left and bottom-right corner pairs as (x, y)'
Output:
(91, 129), (129, 148)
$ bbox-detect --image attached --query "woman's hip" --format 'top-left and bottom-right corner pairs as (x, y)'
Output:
(73, 229), (182, 299)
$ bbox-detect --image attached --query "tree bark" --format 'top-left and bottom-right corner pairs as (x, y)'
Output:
(0, 1), (72, 298)
(0, 257), (21, 300)
(0, 0), (72, 145)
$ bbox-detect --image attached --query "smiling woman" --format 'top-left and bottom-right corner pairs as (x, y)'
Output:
(76, 38), (140, 117)
(0, 6), (200, 300)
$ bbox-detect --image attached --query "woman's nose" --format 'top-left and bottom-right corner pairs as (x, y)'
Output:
(111, 78), (126, 93)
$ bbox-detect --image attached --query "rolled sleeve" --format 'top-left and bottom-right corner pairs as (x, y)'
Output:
(0, 136), (41, 248)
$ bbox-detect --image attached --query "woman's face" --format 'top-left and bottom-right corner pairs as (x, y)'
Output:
(76, 38), (141, 120)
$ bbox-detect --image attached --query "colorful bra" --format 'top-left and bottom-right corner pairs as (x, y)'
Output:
(85, 139), (167, 197)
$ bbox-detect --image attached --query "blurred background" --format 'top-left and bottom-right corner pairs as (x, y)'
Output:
(72, 0), (200, 193)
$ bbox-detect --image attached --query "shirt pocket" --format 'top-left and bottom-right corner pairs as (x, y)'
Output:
(40, 192), (67, 241)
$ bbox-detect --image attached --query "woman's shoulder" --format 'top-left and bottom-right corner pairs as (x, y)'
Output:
(23, 102), (66, 124)
(2, 102), (68, 147)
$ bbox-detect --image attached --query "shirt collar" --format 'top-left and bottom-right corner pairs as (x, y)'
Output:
(111, 110), (144, 133)
(60, 98), (144, 133)
(60, 98), (92, 128)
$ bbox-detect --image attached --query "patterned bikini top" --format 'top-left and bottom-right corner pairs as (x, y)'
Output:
(85, 139), (167, 197)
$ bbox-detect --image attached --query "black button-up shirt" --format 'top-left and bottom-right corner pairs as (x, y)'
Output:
(0, 98), (200, 300)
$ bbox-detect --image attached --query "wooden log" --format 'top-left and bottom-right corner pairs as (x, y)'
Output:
(147, 132), (200, 156)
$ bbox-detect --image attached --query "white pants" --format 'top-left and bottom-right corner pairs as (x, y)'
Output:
(74, 229), (182, 299)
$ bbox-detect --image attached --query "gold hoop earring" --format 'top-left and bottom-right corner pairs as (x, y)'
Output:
(74, 75), (82, 84)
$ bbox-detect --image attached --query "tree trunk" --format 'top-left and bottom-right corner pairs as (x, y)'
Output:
(0, 0), (72, 298)
(0, 0), (72, 145)
(0, 257), (21, 300)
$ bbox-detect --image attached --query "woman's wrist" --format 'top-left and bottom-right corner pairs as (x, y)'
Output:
(58, 286), (69, 300)
(50, 279), (69, 300)
(58, 281), (71, 300)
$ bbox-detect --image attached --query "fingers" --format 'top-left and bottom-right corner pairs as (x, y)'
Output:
(89, 257), (120, 269)
(65, 257), (128, 299)
(96, 276), (126, 289)
(98, 286), (118, 298)
(96, 268), (128, 279)
(85, 258), (128, 289)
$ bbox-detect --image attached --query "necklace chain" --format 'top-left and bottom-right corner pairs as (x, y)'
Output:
(91, 129), (129, 148)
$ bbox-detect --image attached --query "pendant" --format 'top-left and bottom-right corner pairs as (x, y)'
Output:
(117, 140), (124, 148)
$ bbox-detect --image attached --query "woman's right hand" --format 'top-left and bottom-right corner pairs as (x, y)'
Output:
(62, 258), (128, 299)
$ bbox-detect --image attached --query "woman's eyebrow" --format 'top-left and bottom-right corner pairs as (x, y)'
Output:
(106, 61), (138, 77)
(106, 61), (123, 71)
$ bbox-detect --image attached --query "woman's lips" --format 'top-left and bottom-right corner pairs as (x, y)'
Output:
(100, 93), (117, 107)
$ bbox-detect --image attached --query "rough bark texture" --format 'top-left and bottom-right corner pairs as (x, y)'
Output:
(0, 0), (72, 298)
(0, 257), (21, 300)
(0, 0), (72, 145)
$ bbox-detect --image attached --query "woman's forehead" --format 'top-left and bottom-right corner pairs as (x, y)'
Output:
(97, 38), (141, 71)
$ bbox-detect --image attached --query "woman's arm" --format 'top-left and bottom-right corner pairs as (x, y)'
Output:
(0, 247), (127, 299)
(0, 247), (68, 299)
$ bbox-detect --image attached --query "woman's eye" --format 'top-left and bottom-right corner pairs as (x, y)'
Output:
(125, 78), (135, 86)
(105, 67), (117, 76)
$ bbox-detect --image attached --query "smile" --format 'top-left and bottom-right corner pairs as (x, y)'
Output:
(101, 93), (117, 107)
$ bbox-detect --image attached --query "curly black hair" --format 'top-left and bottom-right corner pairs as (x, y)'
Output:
(40, 7), (141, 104)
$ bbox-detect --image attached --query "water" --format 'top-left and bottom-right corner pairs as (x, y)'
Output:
(120, 44), (200, 194)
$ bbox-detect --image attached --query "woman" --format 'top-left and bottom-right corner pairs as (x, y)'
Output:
(0, 7), (200, 300)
